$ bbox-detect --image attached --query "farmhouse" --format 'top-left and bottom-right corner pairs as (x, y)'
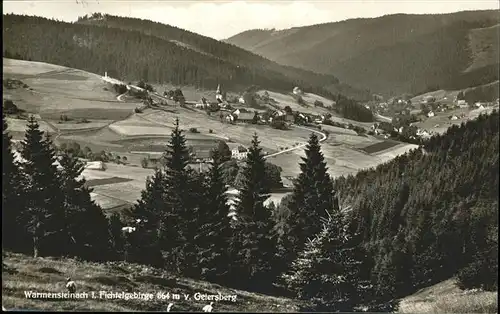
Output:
(457, 99), (467, 107)
(285, 114), (294, 123)
(225, 114), (234, 123)
(232, 146), (248, 160)
(235, 112), (256, 123)
(449, 115), (459, 121)
(85, 161), (106, 171)
(427, 111), (435, 117)
(292, 86), (303, 95)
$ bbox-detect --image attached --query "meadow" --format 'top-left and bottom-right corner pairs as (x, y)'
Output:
(2, 252), (302, 312)
(413, 106), (498, 134)
(398, 279), (498, 313)
(3, 57), (420, 210)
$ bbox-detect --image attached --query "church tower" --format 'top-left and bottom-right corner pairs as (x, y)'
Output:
(216, 84), (223, 103)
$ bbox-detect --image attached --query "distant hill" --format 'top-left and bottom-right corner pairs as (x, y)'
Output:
(225, 10), (500, 97)
(2, 13), (371, 101)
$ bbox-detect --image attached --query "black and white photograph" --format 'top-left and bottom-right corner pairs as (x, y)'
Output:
(2, 0), (499, 312)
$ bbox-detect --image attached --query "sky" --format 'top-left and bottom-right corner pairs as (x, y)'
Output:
(3, 0), (499, 40)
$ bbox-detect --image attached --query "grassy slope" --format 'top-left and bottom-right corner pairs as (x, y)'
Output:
(398, 279), (497, 313)
(2, 252), (302, 312)
(225, 11), (500, 96)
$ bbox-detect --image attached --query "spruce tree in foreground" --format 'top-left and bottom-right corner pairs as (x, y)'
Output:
(21, 116), (68, 257)
(59, 152), (112, 261)
(2, 115), (24, 251)
(132, 168), (166, 267)
(108, 213), (125, 260)
(161, 118), (200, 275)
(282, 132), (334, 262)
(283, 210), (371, 312)
(196, 150), (233, 283)
(233, 134), (277, 290)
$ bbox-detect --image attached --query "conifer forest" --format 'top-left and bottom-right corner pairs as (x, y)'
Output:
(3, 110), (498, 311)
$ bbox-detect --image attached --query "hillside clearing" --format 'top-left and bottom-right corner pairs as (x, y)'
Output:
(413, 106), (498, 134)
(3, 58), (138, 121)
(398, 279), (498, 313)
(143, 108), (312, 153)
(2, 252), (302, 312)
(3, 58), (69, 76)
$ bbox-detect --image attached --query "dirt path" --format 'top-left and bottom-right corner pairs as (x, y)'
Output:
(264, 125), (326, 159)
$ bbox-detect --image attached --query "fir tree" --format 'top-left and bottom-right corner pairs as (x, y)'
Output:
(283, 132), (334, 261)
(196, 149), (233, 283)
(233, 134), (276, 289)
(108, 213), (125, 260)
(20, 116), (68, 257)
(283, 210), (371, 311)
(2, 115), (24, 251)
(161, 118), (200, 275)
(59, 152), (111, 261)
(132, 168), (166, 267)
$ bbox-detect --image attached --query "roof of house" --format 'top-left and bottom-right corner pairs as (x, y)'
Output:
(233, 146), (248, 153)
(237, 112), (256, 120)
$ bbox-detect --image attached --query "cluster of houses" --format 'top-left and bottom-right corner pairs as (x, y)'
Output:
(191, 84), (332, 129)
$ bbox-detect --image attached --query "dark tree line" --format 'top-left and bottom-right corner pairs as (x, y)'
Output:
(2, 115), (113, 260)
(3, 108), (497, 311)
(2, 14), (370, 101)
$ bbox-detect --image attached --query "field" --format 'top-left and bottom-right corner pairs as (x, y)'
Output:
(398, 279), (497, 313)
(5, 117), (57, 139)
(142, 108), (312, 153)
(2, 252), (302, 312)
(3, 58), (139, 121)
(413, 106), (498, 134)
(257, 90), (331, 116)
(3, 58), (420, 211)
(361, 140), (401, 154)
(268, 131), (418, 181)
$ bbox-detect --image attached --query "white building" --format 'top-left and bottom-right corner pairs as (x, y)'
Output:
(292, 86), (303, 95)
(232, 147), (248, 160)
(216, 84), (223, 103)
(427, 111), (435, 117)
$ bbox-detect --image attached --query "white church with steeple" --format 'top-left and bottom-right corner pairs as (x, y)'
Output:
(215, 84), (223, 103)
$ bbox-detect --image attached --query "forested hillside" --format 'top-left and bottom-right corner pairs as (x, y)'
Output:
(2, 14), (370, 101)
(226, 10), (500, 97)
(275, 110), (499, 309)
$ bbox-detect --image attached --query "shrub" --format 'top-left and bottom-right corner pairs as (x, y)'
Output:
(189, 127), (200, 133)
(3, 100), (22, 114)
(134, 108), (143, 113)
(271, 120), (288, 130)
(113, 83), (127, 95)
(297, 96), (306, 106)
(314, 100), (324, 107)
(457, 253), (498, 291)
(140, 158), (149, 168)
(209, 129), (213, 133)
